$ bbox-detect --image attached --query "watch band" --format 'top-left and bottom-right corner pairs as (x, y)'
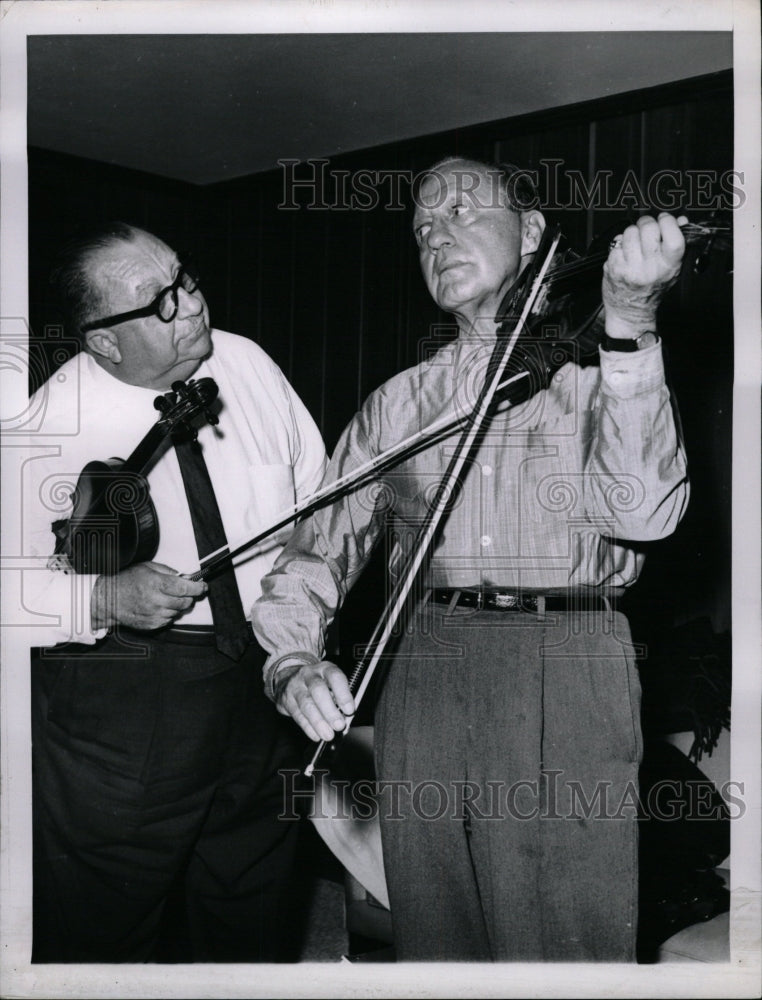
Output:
(601, 331), (659, 352)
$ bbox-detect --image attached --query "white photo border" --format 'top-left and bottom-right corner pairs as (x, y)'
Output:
(1, 1), (759, 997)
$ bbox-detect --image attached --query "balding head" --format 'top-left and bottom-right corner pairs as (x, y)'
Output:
(50, 222), (146, 342)
(412, 157), (545, 332)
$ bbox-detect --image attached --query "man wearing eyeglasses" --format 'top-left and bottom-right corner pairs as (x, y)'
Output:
(24, 222), (327, 961)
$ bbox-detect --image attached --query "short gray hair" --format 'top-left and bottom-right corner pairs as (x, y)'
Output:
(49, 221), (143, 341)
(415, 156), (539, 213)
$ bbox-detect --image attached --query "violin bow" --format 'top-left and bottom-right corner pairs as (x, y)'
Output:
(304, 223), (563, 776)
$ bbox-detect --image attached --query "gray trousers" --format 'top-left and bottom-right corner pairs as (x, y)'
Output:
(374, 602), (642, 961)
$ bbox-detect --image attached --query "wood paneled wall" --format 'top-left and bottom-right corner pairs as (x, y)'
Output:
(27, 69), (733, 638)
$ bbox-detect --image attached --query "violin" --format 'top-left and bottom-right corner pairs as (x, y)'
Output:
(49, 378), (219, 576)
(486, 214), (733, 410)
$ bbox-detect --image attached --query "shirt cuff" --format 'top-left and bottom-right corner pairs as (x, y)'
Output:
(27, 569), (109, 648)
(264, 651), (321, 702)
(598, 338), (665, 399)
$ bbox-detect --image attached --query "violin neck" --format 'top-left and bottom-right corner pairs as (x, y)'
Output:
(121, 421), (173, 477)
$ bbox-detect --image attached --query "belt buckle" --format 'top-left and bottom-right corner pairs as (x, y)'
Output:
(493, 592), (518, 610)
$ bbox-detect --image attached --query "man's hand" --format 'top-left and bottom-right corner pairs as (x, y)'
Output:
(602, 212), (687, 339)
(91, 561), (208, 631)
(272, 660), (355, 742)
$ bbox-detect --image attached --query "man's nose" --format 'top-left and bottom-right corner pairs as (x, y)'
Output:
(426, 218), (454, 252)
(176, 285), (203, 317)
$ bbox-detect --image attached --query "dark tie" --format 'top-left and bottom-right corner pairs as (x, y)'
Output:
(173, 434), (250, 660)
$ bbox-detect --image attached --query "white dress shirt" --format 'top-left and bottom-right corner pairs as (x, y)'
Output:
(19, 330), (327, 647)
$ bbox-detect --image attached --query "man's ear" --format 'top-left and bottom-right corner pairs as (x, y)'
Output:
(85, 328), (122, 365)
(519, 210), (546, 257)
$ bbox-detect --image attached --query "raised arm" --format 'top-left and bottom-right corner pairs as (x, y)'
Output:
(584, 213), (690, 539)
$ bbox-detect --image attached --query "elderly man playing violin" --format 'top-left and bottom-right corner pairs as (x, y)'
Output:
(24, 222), (327, 961)
(253, 157), (689, 962)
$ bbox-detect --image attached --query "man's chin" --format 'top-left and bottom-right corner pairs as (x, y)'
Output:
(434, 279), (474, 312)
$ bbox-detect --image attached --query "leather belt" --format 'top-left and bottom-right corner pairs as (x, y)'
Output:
(137, 623), (255, 647)
(428, 588), (612, 614)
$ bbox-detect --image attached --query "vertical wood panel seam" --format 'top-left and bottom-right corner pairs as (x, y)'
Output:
(256, 188), (263, 343)
(225, 196), (233, 332)
(640, 110), (647, 213)
(321, 213), (330, 436)
(587, 120), (596, 247)
(357, 216), (366, 412)
(288, 211), (296, 385)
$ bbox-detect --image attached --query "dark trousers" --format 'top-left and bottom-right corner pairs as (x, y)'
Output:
(31, 630), (300, 963)
(375, 604), (642, 961)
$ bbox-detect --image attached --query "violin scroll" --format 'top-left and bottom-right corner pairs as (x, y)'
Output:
(154, 377), (220, 438)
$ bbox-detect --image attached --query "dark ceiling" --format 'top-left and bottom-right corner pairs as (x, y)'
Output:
(27, 32), (732, 186)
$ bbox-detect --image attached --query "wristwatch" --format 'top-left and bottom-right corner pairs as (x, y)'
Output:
(601, 331), (659, 352)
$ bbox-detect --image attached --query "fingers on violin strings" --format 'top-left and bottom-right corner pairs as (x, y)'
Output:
(635, 215), (662, 256)
(619, 222), (644, 257)
(608, 233), (623, 252)
(657, 212), (687, 260)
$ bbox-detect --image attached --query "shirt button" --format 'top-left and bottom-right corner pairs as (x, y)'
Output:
(481, 464), (493, 477)
(480, 535), (492, 547)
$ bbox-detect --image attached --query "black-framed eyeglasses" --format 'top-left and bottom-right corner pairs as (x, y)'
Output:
(80, 258), (201, 333)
